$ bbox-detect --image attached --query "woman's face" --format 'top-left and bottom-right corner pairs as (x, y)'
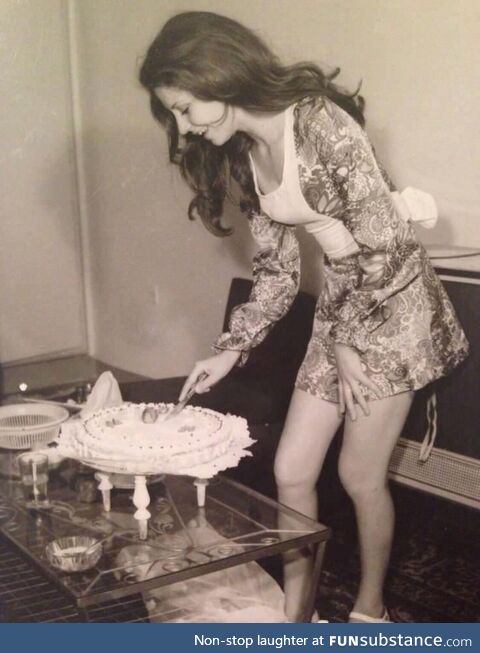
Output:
(156, 86), (236, 146)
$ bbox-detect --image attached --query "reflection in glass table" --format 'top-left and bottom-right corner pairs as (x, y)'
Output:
(0, 459), (330, 622)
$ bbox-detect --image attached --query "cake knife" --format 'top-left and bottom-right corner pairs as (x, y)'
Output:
(141, 372), (208, 423)
(167, 371), (209, 419)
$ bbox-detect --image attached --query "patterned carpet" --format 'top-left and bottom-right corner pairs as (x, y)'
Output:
(315, 484), (480, 623)
(0, 480), (478, 623)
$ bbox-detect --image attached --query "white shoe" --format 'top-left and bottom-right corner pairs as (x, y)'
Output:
(348, 608), (391, 623)
(284, 611), (329, 623)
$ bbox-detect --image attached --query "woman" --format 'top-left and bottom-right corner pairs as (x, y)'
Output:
(139, 11), (469, 622)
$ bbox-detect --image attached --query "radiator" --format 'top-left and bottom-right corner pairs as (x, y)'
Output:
(389, 437), (480, 509)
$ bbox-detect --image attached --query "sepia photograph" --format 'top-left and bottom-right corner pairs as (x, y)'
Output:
(0, 0), (479, 627)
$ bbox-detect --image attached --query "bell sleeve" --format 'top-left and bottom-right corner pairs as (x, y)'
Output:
(311, 99), (425, 352)
(213, 210), (300, 365)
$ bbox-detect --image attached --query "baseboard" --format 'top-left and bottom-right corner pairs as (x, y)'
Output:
(389, 437), (480, 509)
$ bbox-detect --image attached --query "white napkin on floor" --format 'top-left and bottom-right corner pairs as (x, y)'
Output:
(391, 187), (438, 229)
(79, 371), (123, 418)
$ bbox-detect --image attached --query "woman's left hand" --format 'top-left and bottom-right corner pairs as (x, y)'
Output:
(333, 342), (382, 420)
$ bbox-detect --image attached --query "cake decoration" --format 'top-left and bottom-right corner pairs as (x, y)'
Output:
(55, 402), (254, 478)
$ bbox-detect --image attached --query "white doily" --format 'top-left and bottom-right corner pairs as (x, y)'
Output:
(55, 407), (254, 480)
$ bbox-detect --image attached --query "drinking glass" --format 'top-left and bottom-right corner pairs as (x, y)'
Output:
(17, 452), (49, 507)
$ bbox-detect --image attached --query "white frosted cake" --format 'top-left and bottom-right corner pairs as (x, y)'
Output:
(69, 403), (235, 472)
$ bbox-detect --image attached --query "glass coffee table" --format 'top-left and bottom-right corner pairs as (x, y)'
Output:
(0, 460), (330, 622)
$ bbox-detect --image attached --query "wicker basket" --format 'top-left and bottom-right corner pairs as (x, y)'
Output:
(0, 403), (70, 450)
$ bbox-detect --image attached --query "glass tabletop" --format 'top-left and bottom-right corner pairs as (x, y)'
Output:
(0, 456), (330, 608)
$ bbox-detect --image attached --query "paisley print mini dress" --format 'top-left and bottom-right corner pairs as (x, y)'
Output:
(213, 96), (469, 402)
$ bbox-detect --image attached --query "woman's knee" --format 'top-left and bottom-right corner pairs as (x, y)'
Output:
(274, 449), (316, 494)
(338, 456), (386, 500)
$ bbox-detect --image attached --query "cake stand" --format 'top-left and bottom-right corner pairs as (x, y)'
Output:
(54, 410), (254, 540)
(94, 467), (162, 541)
(87, 461), (210, 540)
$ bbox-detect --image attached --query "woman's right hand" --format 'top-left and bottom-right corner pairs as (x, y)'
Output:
(179, 350), (242, 401)
(333, 342), (382, 420)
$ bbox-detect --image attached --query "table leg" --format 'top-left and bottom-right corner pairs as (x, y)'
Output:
(301, 540), (327, 623)
(97, 473), (113, 512)
(133, 475), (151, 540)
(193, 478), (209, 507)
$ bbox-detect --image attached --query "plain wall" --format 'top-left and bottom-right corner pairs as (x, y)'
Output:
(0, 0), (87, 363)
(73, 0), (480, 379)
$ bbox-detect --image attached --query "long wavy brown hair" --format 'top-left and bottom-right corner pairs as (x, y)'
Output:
(139, 11), (365, 236)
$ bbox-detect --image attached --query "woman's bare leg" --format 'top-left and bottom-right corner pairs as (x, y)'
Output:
(338, 391), (414, 620)
(274, 388), (343, 621)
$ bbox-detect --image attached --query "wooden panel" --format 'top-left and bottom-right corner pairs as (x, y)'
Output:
(401, 277), (480, 460)
(433, 280), (480, 459)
